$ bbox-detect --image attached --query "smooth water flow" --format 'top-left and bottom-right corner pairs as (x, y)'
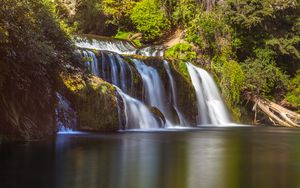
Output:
(117, 88), (161, 129)
(55, 93), (77, 132)
(81, 49), (162, 129)
(82, 50), (99, 76)
(186, 63), (231, 125)
(77, 37), (234, 129)
(84, 50), (133, 93)
(75, 36), (137, 55)
(137, 46), (165, 57)
(163, 60), (187, 126)
(132, 59), (177, 126)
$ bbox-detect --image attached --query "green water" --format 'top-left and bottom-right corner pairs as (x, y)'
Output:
(1, 127), (300, 188)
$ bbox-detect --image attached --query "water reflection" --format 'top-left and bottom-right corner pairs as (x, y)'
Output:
(1, 128), (300, 188)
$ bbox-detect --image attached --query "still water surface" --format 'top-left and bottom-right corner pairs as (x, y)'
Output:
(1, 127), (300, 188)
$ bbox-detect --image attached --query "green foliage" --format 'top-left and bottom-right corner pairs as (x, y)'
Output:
(132, 39), (142, 48)
(115, 31), (134, 40)
(222, 0), (300, 72)
(100, 0), (136, 28)
(172, 0), (197, 26)
(0, 0), (75, 92)
(286, 71), (300, 109)
(101, 85), (108, 93)
(114, 30), (142, 47)
(242, 48), (288, 97)
(165, 43), (196, 62)
(75, 0), (110, 34)
(221, 60), (245, 105)
(172, 60), (190, 81)
(186, 10), (232, 56)
(130, 0), (170, 41)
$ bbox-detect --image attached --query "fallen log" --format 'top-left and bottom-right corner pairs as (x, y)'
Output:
(252, 96), (300, 127)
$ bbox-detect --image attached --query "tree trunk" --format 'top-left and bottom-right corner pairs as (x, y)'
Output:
(252, 96), (300, 127)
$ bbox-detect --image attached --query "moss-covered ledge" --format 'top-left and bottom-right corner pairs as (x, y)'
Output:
(61, 71), (120, 131)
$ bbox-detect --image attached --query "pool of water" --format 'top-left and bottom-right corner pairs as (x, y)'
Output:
(1, 127), (300, 188)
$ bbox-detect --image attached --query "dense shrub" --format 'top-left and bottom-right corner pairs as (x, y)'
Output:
(286, 71), (300, 110)
(165, 43), (197, 62)
(130, 0), (170, 41)
(0, 0), (76, 102)
(241, 49), (288, 97)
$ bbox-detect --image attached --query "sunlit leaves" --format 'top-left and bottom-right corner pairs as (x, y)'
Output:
(130, 0), (170, 41)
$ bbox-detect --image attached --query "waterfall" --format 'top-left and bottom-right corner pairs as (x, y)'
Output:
(55, 93), (77, 132)
(75, 35), (137, 55)
(78, 37), (235, 129)
(186, 63), (231, 125)
(76, 35), (166, 57)
(137, 46), (165, 57)
(82, 50), (99, 76)
(163, 60), (187, 126)
(81, 49), (163, 129)
(117, 88), (161, 129)
(83, 50), (133, 93)
(132, 59), (177, 126)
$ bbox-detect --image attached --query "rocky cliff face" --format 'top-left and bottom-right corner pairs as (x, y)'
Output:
(0, 74), (57, 142)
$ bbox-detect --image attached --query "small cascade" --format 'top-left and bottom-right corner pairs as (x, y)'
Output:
(106, 53), (132, 93)
(76, 37), (235, 129)
(75, 36), (137, 55)
(55, 93), (77, 132)
(137, 46), (165, 57)
(81, 49), (162, 129)
(186, 63), (231, 125)
(132, 59), (177, 126)
(82, 50), (99, 76)
(82, 50), (133, 93)
(163, 60), (187, 126)
(117, 88), (161, 129)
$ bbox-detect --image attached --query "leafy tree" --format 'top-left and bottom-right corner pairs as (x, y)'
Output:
(286, 71), (300, 109)
(241, 49), (288, 97)
(186, 10), (232, 57)
(222, 0), (300, 73)
(221, 60), (245, 105)
(165, 43), (197, 62)
(100, 0), (136, 29)
(130, 0), (170, 41)
(172, 0), (197, 26)
(0, 0), (75, 92)
(75, 0), (112, 34)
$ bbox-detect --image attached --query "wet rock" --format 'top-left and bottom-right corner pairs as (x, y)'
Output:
(0, 79), (56, 141)
(61, 71), (120, 131)
(150, 107), (166, 127)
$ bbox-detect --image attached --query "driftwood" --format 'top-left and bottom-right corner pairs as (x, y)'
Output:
(252, 96), (300, 127)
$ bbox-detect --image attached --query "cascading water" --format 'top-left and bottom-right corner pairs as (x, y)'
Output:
(75, 35), (137, 55)
(137, 46), (165, 57)
(82, 50), (133, 93)
(82, 50), (99, 76)
(81, 49), (164, 129)
(132, 59), (178, 126)
(163, 60), (187, 126)
(186, 63), (232, 125)
(77, 37), (234, 129)
(55, 93), (77, 132)
(117, 88), (161, 129)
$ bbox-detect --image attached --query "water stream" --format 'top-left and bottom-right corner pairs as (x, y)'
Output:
(72, 36), (233, 130)
(186, 63), (231, 125)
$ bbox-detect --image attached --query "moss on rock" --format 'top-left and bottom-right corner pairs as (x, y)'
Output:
(61, 71), (120, 131)
(169, 60), (198, 125)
